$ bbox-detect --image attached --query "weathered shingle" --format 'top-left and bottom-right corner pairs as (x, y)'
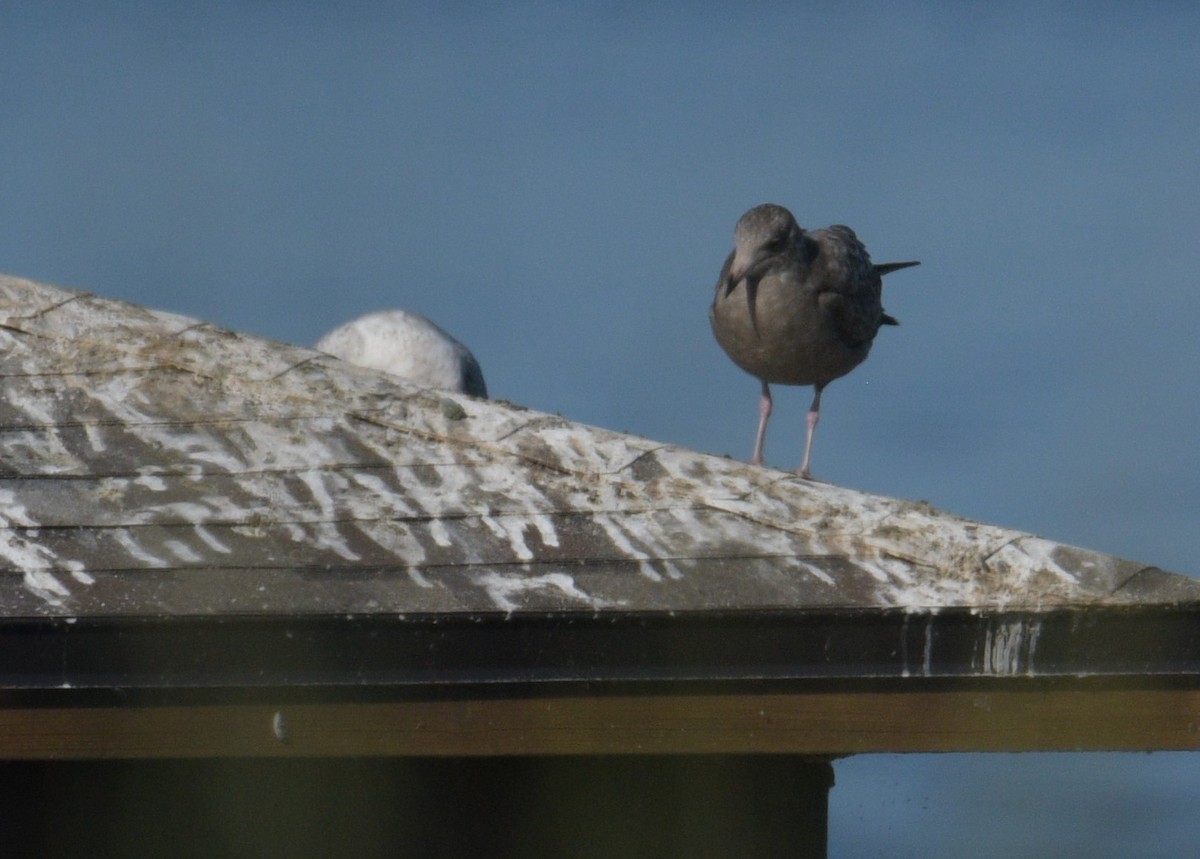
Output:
(1, 272), (1194, 623)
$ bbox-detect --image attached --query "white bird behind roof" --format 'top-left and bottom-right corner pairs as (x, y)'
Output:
(316, 309), (488, 398)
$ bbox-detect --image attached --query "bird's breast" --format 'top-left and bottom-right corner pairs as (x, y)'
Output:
(710, 274), (872, 386)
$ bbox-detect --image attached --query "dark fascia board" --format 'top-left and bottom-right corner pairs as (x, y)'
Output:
(2, 605), (1199, 703)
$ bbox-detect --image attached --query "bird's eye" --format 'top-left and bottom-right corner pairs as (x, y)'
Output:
(765, 236), (786, 252)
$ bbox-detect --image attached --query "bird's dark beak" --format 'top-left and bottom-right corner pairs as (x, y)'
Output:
(724, 255), (772, 285)
(729, 250), (763, 284)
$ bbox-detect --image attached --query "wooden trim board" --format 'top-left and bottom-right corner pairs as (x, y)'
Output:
(3, 687), (1198, 759)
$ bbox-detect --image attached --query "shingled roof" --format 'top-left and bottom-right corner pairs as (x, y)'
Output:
(1, 273), (1198, 716)
(3, 273), (1193, 612)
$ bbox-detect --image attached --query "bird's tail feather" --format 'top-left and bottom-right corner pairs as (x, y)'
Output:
(876, 260), (920, 276)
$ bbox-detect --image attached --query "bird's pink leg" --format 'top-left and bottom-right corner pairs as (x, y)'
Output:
(798, 384), (824, 479)
(750, 380), (772, 465)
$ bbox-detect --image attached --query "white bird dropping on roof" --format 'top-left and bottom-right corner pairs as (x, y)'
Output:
(316, 309), (488, 397)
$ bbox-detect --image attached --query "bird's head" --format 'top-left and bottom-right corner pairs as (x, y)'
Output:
(729, 203), (803, 283)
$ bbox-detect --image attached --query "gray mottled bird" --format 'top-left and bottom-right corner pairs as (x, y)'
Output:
(709, 203), (918, 478)
(317, 309), (488, 398)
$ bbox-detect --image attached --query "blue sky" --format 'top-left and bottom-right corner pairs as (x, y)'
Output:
(3, 5), (1198, 855)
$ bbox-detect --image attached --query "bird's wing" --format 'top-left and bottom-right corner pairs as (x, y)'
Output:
(818, 290), (882, 348)
(812, 227), (886, 348)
